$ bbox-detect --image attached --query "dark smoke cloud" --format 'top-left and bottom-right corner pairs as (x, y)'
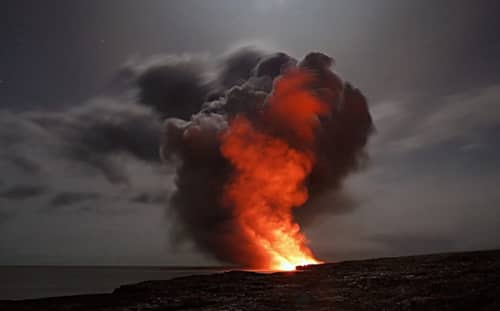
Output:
(0, 94), (166, 216)
(216, 47), (267, 90)
(137, 57), (211, 120)
(153, 49), (373, 265)
(29, 100), (162, 184)
(137, 47), (271, 120)
(0, 46), (372, 265)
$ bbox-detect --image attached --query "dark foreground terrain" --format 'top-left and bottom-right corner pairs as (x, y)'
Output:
(2, 250), (499, 310)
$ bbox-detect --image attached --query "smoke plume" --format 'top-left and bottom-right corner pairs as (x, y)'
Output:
(147, 48), (373, 268)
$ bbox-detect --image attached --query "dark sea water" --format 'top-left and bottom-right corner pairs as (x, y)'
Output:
(0, 266), (226, 300)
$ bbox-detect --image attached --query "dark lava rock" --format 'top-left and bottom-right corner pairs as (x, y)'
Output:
(2, 250), (500, 310)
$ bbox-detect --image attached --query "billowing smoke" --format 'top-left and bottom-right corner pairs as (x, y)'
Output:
(139, 48), (373, 268)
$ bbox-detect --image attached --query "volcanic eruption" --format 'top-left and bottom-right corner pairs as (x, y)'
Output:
(147, 49), (373, 270)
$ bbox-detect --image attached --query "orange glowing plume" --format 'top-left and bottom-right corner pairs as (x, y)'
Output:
(220, 69), (327, 271)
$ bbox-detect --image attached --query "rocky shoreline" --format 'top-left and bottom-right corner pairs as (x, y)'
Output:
(2, 249), (500, 310)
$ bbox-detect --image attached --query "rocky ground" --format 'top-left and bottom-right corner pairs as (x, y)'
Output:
(2, 249), (500, 310)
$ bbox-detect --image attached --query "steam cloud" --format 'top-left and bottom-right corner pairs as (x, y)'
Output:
(138, 47), (373, 266)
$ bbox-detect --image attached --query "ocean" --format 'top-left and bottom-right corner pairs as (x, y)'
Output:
(0, 266), (226, 300)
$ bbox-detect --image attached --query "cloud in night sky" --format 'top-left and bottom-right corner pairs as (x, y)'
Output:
(371, 84), (500, 153)
(0, 93), (171, 220)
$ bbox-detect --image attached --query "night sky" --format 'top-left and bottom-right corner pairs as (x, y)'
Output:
(1, 0), (500, 265)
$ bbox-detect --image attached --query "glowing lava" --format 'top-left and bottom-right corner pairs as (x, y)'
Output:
(220, 69), (327, 270)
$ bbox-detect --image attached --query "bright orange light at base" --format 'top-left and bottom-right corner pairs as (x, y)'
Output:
(274, 257), (322, 271)
(220, 69), (327, 271)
